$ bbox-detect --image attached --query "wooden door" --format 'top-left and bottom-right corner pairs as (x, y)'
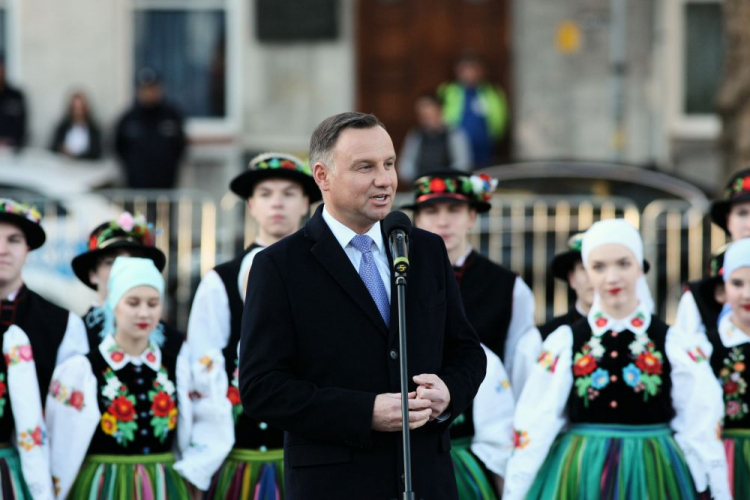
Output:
(356, 0), (513, 171)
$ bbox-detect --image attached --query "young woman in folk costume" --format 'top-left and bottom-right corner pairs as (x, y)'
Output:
(676, 169), (750, 336)
(704, 238), (750, 497)
(45, 257), (233, 499)
(71, 211), (183, 354)
(503, 219), (731, 500)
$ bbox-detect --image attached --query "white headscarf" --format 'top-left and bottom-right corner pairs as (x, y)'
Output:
(723, 238), (750, 283)
(581, 219), (654, 312)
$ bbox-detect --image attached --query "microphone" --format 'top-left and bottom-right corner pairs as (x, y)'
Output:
(383, 211), (412, 277)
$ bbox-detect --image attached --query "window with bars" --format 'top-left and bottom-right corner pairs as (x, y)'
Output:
(133, 3), (227, 119)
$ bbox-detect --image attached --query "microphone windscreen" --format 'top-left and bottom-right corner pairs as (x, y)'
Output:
(383, 211), (413, 236)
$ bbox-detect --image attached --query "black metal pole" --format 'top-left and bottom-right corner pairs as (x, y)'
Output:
(396, 275), (415, 500)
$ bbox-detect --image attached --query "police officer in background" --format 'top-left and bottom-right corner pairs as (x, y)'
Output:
(115, 68), (186, 189)
(0, 55), (26, 151)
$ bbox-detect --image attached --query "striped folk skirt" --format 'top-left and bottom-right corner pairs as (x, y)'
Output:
(450, 437), (498, 500)
(724, 428), (750, 498)
(207, 447), (284, 500)
(0, 445), (30, 499)
(526, 423), (698, 500)
(68, 453), (188, 499)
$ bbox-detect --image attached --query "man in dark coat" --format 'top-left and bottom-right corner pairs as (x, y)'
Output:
(239, 112), (486, 500)
(115, 69), (186, 189)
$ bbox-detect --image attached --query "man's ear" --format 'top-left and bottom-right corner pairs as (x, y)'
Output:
(313, 163), (330, 192)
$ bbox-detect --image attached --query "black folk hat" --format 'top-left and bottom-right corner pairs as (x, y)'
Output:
(0, 198), (45, 250)
(229, 152), (321, 203)
(551, 233), (584, 282)
(401, 170), (497, 213)
(710, 168), (750, 233)
(71, 212), (166, 289)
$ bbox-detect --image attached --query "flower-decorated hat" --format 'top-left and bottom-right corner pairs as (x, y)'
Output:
(710, 168), (750, 232)
(401, 170), (498, 213)
(0, 198), (45, 250)
(229, 152), (321, 202)
(71, 212), (166, 289)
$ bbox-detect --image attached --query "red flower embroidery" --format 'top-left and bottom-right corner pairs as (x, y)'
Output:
(742, 177), (750, 192)
(636, 351), (662, 375)
(110, 351), (125, 363)
(573, 354), (597, 376)
(31, 427), (43, 446)
(151, 391), (174, 418)
(631, 317), (644, 328)
(0, 381), (7, 399)
(280, 160), (296, 170)
(69, 390), (85, 411)
(88, 234), (99, 250)
(108, 396), (136, 422)
(724, 380), (739, 395)
(227, 386), (241, 406)
(429, 178), (447, 193)
(145, 352), (156, 364)
(595, 317), (608, 328)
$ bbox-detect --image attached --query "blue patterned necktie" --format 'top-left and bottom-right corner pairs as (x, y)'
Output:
(350, 234), (390, 326)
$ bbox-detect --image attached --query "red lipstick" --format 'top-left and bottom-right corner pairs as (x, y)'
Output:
(136, 322), (150, 330)
(608, 288), (622, 295)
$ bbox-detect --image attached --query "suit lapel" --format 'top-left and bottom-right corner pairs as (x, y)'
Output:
(306, 207), (389, 335)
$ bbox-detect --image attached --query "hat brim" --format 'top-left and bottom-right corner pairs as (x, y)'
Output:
(229, 169), (321, 203)
(0, 213), (45, 250)
(401, 196), (491, 213)
(551, 251), (582, 281)
(710, 192), (750, 232)
(71, 242), (166, 290)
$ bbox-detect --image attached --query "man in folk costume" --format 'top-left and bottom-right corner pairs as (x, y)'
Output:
(537, 233), (594, 340)
(187, 152), (320, 498)
(71, 211), (182, 355)
(0, 199), (60, 499)
(0, 198), (88, 398)
(404, 171), (517, 498)
(403, 170), (536, 398)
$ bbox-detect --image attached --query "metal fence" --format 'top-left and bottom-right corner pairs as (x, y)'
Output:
(5, 189), (725, 330)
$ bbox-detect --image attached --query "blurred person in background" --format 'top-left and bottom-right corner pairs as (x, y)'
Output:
(398, 94), (472, 183)
(115, 68), (186, 189)
(676, 168), (750, 336)
(0, 55), (26, 151)
(405, 170), (537, 399)
(537, 233), (595, 339)
(71, 211), (183, 355)
(50, 91), (102, 160)
(438, 54), (508, 168)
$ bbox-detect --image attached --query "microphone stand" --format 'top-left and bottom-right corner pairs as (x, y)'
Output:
(393, 233), (415, 500)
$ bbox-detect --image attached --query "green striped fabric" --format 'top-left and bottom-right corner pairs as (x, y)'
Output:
(527, 424), (697, 500)
(68, 453), (188, 500)
(450, 437), (498, 500)
(207, 447), (284, 500)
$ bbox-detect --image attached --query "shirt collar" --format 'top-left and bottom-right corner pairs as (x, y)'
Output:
(454, 246), (474, 267)
(718, 314), (750, 348)
(99, 334), (162, 371)
(588, 300), (651, 337)
(322, 205), (385, 254)
(3, 283), (23, 302)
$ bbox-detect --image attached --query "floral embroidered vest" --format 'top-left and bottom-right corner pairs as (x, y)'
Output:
(707, 328), (750, 429)
(86, 345), (179, 455)
(567, 316), (675, 424)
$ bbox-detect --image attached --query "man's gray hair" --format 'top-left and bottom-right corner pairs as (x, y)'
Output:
(309, 112), (385, 169)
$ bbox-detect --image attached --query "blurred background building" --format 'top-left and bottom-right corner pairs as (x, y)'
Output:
(0, 0), (733, 327)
